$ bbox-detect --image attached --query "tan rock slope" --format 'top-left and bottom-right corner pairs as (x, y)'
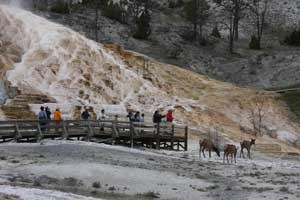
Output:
(0, 5), (299, 153)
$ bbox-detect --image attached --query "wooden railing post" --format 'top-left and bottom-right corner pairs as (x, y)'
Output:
(112, 119), (119, 145)
(171, 124), (174, 150)
(62, 120), (69, 139)
(14, 122), (21, 142)
(37, 122), (43, 141)
(184, 126), (188, 151)
(87, 120), (94, 140)
(156, 123), (160, 150)
(130, 121), (134, 148)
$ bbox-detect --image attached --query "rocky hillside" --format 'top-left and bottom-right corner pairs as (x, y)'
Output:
(0, 4), (300, 153)
(25, 0), (300, 89)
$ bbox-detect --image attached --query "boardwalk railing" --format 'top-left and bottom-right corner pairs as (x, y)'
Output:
(0, 120), (188, 151)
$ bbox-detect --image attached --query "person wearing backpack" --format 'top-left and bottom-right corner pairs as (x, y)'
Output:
(38, 106), (48, 131)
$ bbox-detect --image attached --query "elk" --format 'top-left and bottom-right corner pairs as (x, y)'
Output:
(223, 144), (238, 164)
(240, 139), (256, 159)
(199, 139), (220, 158)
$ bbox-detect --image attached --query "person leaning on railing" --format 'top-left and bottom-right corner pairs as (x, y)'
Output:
(53, 108), (62, 121)
(38, 106), (48, 132)
(53, 108), (63, 133)
(166, 109), (174, 123)
(153, 110), (165, 124)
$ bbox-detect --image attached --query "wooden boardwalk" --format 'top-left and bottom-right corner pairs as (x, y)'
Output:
(273, 88), (300, 93)
(0, 120), (188, 151)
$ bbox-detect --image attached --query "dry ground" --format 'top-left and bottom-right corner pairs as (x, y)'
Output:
(0, 140), (299, 200)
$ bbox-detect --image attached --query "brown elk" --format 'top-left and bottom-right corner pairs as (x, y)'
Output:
(240, 139), (256, 159)
(199, 139), (220, 158)
(223, 144), (238, 164)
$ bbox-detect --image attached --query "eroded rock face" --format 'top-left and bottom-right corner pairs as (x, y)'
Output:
(0, 38), (23, 105)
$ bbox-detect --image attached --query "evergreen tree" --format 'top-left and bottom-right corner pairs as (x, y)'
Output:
(284, 29), (300, 46)
(133, 9), (151, 39)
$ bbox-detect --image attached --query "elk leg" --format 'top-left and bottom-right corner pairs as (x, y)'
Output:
(199, 146), (201, 159)
(209, 150), (211, 158)
(241, 148), (244, 158)
(240, 147), (242, 158)
(199, 149), (201, 159)
(223, 152), (225, 163)
(247, 148), (251, 159)
(202, 148), (206, 158)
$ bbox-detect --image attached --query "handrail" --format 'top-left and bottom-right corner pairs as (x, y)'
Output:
(0, 120), (188, 151)
(0, 120), (185, 129)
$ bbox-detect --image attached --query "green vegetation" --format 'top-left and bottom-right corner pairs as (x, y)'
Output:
(50, 2), (70, 14)
(268, 83), (300, 121)
(103, 2), (124, 23)
(168, 0), (184, 8)
(249, 35), (260, 50)
(284, 29), (300, 46)
(133, 11), (152, 40)
(183, 0), (210, 41)
(211, 26), (221, 38)
(280, 91), (300, 120)
(267, 83), (300, 91)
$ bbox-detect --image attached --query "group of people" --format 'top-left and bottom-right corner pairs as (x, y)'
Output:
(38, 106), (63, 131)
(38, 106), (62, 121)
(81, 108), (108, 120)
(127, 111), (145, 122)
(38, 106), (174, 124)
(153, 109), (174, 123)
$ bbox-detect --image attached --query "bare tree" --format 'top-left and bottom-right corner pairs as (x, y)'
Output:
(215, 0), (247, 53)
(95, 0), (100, 42)
(232, 0), (248, 40)
(248, 96), (268, 136)
(184, 0), (210, 42)
(247, 0), (271, 49)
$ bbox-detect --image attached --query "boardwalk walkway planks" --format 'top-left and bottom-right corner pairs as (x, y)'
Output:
(0, 120), (188, 151)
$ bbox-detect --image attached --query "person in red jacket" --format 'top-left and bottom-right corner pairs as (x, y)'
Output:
(166, 110), (174, 122)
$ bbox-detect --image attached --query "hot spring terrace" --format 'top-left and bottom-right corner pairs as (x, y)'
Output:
(0, 120), (188, 151)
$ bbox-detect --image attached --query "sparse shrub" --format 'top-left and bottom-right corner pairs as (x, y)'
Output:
(92, 181), (101, 188)
(50, 2), (70, 14)
(108, 186), (116, 191)
(284, 29), (300, 46)
(103, 2), (124, 23)
(0, 156), (7, 160)
(211, 26), (221, 38)
(168, 0), (184, 8)
(249, 35), (261, 50)
(137, 191), (160, 198)
(133, 11), (151, 40)
(33, 180), (42, 187)
(279, 186), (289, 193)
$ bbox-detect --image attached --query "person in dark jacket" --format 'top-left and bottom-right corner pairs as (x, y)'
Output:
(81, 108), (90, 120)
(153, 110), (165, 123)
(134, 111), (141, 122)
(45, 106), (51, 120)
(140, 113), (145, 122)
(38, 106), (47, 131)
(127, 111), (135, 122)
